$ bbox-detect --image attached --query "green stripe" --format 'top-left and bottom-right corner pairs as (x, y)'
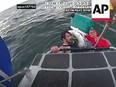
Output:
(71, 14), (94, 34)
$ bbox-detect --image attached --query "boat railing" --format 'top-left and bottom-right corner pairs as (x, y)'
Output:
(109, 46), (116, 50)
(47, 46), (116, 53)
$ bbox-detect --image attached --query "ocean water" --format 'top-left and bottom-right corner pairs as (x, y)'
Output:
(0, 0), (116, 86)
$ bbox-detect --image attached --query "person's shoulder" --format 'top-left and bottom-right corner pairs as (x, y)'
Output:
(85, 34), (92, 39)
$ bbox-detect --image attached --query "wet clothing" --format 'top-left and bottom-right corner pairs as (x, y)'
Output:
(61, 41), (79, 53)
(70, 41), (79, 52)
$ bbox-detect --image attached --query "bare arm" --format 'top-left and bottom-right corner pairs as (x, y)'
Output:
(50, 45), (71, 53)
(50, 46), (65, 53)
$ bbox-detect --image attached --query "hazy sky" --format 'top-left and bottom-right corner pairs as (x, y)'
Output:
(0, 0), (27, 12)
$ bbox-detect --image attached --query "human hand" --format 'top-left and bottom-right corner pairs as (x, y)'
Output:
(50, 46), (59, 53)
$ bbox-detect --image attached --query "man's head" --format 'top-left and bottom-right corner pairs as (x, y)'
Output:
(89, 29), (97, 38)
(61, 30), (74, 44)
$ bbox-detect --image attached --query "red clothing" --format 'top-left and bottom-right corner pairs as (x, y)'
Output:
(85, 35), (110, 48)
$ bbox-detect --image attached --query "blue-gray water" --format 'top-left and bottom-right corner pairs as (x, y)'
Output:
(0, 0), (116, 86)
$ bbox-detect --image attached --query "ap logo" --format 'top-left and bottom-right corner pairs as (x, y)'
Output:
(92, 0), (110, 21)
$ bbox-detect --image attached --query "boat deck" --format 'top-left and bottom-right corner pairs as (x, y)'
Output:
(19, 50), (116, 87)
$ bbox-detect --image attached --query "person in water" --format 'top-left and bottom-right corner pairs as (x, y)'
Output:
(85, 29), (111, 48)
(50, 30), (79, 53)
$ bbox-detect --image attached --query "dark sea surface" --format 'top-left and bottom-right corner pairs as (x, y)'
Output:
(0, 0), (116, 86)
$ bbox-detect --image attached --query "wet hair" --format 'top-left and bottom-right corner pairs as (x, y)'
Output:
(90, 28), (95, 30)
(87, 27), (95, 33)
(89, 28), (96, 32)
(88, 28), (95, 33)
(61, 30), (72, 41)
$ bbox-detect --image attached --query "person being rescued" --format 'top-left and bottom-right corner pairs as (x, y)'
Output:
(50, 30), (80, 53)
(85, 28), (111, 48)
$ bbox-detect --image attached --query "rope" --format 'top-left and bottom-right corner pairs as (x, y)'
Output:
(0, 67), (30, 83)
(94, 13), (116, 47)
(93, 23), (109, 47)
